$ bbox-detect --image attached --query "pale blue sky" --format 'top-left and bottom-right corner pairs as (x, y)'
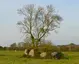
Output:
(0, 0), (79, 46)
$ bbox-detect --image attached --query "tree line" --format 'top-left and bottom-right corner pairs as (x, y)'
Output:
(0, 42), (79, 52)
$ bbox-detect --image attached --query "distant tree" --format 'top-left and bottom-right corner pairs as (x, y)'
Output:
(10, 43), (17, 50)
(10, 43), (17, 48)
(17, 42), (24, 48)
(0, 46), (3, 50)
(3, 47), (8, 50)
(0, 46), (3, 48)
(17, 4), (62, 47)
(68, 43), (76, 51)
(69, 43), (75, 45)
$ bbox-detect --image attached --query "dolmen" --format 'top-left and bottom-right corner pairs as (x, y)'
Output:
(23, 49), (67, 59)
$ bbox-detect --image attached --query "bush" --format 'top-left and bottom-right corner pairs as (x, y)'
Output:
(55, 52), (64, 59)
(52, 52), (69, 59)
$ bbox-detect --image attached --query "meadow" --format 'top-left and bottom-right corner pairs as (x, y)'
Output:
(0, 51), (79, 64)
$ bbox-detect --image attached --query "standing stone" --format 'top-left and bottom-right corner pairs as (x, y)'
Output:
(29, 49), (34, 57)
(51, 52), (57, 56)
(24, 49), (27, 55)
(40, 52), (47, 58)
(15, 50), (16, 52)
(51, 52), (57, 59)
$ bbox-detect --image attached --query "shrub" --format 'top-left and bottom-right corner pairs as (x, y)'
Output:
(52, 52), (69, 59)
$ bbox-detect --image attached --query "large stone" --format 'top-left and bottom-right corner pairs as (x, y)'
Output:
(51, 52), (57, 59)
(15, 50), (17, 52)
(24, 49), (27, 55)
(51, 52), (57, 56)
(29, 49), (34, 57)
(40, 52), (47, 58)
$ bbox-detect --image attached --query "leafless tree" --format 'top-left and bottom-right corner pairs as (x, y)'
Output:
(17, 4), (62, 47)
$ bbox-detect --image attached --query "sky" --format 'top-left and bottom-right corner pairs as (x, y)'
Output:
(0, 0), (79, 46)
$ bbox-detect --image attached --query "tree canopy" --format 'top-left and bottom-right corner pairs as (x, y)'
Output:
(17, 4), (62, 47)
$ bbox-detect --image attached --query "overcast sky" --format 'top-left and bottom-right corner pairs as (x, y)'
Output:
(0, 0), (79, 46)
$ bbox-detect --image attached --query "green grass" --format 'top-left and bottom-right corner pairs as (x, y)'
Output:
(0, 51), (79, 64)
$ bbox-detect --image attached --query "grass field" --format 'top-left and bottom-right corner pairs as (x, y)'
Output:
(0, 51), (79, 64)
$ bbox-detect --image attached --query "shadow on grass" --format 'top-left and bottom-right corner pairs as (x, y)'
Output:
(0, 54), (6, 56)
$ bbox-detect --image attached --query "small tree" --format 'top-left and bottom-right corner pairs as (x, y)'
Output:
(10, 43), (17, 50)
(17, 4), (62, 47)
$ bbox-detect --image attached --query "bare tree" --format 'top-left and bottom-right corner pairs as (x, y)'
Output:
(17, 4), (62, 47)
